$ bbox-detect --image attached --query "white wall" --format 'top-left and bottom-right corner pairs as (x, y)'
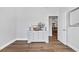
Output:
(0, 7), (16, 49)
(16, 7), (59, 40)
(58, 7), (79, 51)
(58, 7), (72, 44)
(68, 27), (79, 51)
(58, 7), (75, 45)
(67, 7), (79, 51)
(58, 12), (67, 44)
(49, 17), (53, 36)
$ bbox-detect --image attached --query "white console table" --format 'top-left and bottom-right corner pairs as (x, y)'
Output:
(27, 31), (49, 43)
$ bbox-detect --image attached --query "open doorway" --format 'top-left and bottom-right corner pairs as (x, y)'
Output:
(49, 16), (58, 40)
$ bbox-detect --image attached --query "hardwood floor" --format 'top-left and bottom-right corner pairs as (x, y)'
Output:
(0, 32), (75, 52)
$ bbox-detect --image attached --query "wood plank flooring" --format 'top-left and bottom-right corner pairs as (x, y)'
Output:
(0, 35), (75, 52)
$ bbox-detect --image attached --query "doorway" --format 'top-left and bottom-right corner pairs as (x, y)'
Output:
(49, 16), (58, 40)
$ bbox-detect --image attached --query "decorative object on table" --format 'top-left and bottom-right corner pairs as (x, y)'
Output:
(29, 22), (46, 31)
(38, 22), (45, 30)
(33, 25), (40, 31)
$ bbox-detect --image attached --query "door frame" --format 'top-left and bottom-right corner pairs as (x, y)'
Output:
(48, 16), (58, 39)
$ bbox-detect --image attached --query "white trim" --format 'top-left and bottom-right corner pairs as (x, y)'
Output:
(0, 39), (16, 50)
(58, 39), (66, 45)
(67, 43), (79, 52)
(58, 39), (78, 51)
(16, 38), (28, 40)
(27, 40), (48, 43)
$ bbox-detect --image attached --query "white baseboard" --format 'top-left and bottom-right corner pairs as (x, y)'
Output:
(16, 38), (28, 40)
(58, 39), (66, 45)
(0, 39), (16, 50)
(28, 40), (49, 43)
(58, 39), (78, 51)
(59, 39), (79, 51)
(67, 43), (79, 52)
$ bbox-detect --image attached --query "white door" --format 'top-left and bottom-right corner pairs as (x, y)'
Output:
(58, 12), (67, 45)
